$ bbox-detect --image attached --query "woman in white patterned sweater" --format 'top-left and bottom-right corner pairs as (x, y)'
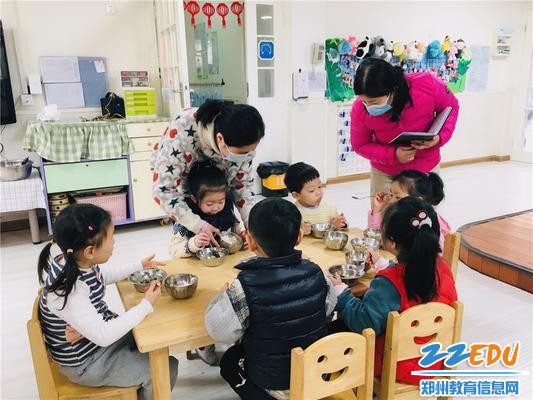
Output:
(151, 100), (265, 245)
(38, 204), (178, 400)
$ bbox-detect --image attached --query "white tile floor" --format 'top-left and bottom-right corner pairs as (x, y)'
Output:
(1, 161), (532, 399)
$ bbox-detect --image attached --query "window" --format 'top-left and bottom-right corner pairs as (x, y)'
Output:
(256, 4), (274, 98)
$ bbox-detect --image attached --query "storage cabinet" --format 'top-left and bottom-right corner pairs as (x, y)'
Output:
(39, 119), (169, 233)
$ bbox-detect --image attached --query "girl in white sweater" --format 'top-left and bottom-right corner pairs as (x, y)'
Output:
(38, 203), (178, 400)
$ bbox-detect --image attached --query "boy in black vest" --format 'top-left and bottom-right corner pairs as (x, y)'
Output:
(205, 197), (337, 400)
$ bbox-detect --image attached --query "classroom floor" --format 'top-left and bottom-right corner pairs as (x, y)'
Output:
(1, 161), (532, 400)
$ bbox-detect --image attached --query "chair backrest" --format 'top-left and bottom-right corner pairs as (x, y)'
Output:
(27, 294), (59, 400)
(290, 330), (375, 400)
(380, 301), (463, 399)
(443, 232), (461, 280)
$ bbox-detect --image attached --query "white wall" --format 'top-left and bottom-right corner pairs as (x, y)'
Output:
(283, 1), (530, 178)
(1, 1), (160, 162)
(185, 4), (247, 103)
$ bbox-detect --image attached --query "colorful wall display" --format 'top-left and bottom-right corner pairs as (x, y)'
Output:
(325, 35), (474, 102)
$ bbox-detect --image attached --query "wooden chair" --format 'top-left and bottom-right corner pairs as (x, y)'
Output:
(443, 232), (461, 280)
(374, 301), (463, 400)
(27, 295), (139, 400)
(290, 330), (375, 400)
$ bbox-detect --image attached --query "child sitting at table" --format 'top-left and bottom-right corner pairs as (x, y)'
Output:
(37, 203), (178, 400)
(169, 160), (241, 258)
(331, 197), (457, 385)
(284, 162), (347, 235)
(205, 198), (337, 400)
(369, 170), (451, 250)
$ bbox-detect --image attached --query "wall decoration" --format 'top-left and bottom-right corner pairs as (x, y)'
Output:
(231, 2), (244, 26)
(216, 3), (229, 28)
(186, 1), (200, 26)
(336, 106), (370, 176)
(325, 35), (475, 102)
(202, 2), (215, 28)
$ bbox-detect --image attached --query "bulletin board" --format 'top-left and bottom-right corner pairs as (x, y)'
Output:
(325, 36), (475, 102)
(40, 56), (108, 108)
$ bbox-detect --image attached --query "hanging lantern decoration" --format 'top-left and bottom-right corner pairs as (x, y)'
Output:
(216, 3), (230, 28)
(202, 2), (215, 28)
(183, 1), (188, 10)
(231, 1), (244, 26)
(186, 0), (200, 26)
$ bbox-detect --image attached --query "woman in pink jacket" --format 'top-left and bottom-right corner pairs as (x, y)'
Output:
(350, 58), (459, 197)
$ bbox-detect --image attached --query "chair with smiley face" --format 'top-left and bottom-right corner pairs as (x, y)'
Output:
(375, 301), (464, 400)
(289, 330), (375, 400)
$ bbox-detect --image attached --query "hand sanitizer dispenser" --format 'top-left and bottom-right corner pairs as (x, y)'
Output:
(292, 69), (309, 101)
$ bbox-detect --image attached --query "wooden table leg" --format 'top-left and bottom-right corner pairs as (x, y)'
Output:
(149, 347), (171, 399)
(28, 209), (41, 244)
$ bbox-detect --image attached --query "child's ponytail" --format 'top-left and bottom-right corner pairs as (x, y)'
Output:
(38, 203), (112, 309)
(37, 242), (53, 285)
(427, 172), (445, 205)
(382, 197), (441, 303)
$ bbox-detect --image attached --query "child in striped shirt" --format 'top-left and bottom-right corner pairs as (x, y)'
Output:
(37, 203), (178, 400)
(284, 162), (347, 235)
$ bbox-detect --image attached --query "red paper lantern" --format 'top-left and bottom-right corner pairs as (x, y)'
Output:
(183, 1), (188, 9)
(231, 1), (244, 26)
(216, 3), (229, 28)
(186, 0), (200, 26)
(202, 2), (215, 28)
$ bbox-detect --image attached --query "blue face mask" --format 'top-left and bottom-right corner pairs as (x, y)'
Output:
(364, 97), (392, 116)
(223, 143), (249, 164)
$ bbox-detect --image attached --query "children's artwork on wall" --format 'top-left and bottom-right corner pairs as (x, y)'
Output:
(325, 35), (475, 102)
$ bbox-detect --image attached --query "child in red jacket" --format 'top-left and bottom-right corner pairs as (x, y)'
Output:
(331, 197), (457, 384)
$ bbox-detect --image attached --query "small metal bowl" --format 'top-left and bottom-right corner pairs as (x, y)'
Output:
(311, 223), (334, 238)
(364, 237), (380, 251)
(196, 247), (229, 267)
(329, 264), (365, 286)
(350, 238), (367, 252)
(363, 228), (381, 242)
(323, 230), (349, 250)
(345, 250), (366, 266)
(218, 231), (243, 254)
(128, 268), (167, 293)
(165, 273), (198, 299)
(0, 159), (33, 182)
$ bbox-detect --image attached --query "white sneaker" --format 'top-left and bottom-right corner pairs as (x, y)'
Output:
(196, 344), (217, 366)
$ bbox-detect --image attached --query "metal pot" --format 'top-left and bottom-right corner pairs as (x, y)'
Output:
(0, 158), (33, 182)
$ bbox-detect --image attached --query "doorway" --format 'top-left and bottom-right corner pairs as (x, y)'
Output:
(184, 2), (247, 105)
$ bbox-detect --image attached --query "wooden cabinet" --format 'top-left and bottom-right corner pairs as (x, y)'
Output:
(130, 160), (165, 221)
(127, 122), (166, 222)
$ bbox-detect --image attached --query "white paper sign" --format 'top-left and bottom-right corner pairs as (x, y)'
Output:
(94, 60), (106, 73)
(40, 57), (80, 83)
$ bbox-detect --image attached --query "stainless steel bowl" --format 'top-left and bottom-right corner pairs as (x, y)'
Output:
(0, 158), (33, 182)
(196, 247), (229, 267)
(363, 228), (381, 243)
(311, 223), (334, 238)
(128, 268), (167, 293)
(350, 238), (367, 252)
(323, 230), (349, 250)
(219, 231), (243, 254)
(350, 237), (381, 252)
(165, 273), (198, 299)
(345, 250), (366, 267)
(329, 264), (365, 286)
(364, 237), (380, 251)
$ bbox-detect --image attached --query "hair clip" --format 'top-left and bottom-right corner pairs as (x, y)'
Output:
(88, 225), (94, 231)
(66, 249), (74, 254)
(410, 210), (432, 229)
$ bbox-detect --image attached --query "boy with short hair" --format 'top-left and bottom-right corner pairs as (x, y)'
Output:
(284, 162), (347, 235)
(204, 198), (337, 400)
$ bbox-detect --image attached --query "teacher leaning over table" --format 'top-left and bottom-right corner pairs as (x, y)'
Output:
(350, 58), (459, 198)
(151, 100), (265, 245)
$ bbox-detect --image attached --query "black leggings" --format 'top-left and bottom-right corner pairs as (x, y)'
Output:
(219, 344), (278, 400)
